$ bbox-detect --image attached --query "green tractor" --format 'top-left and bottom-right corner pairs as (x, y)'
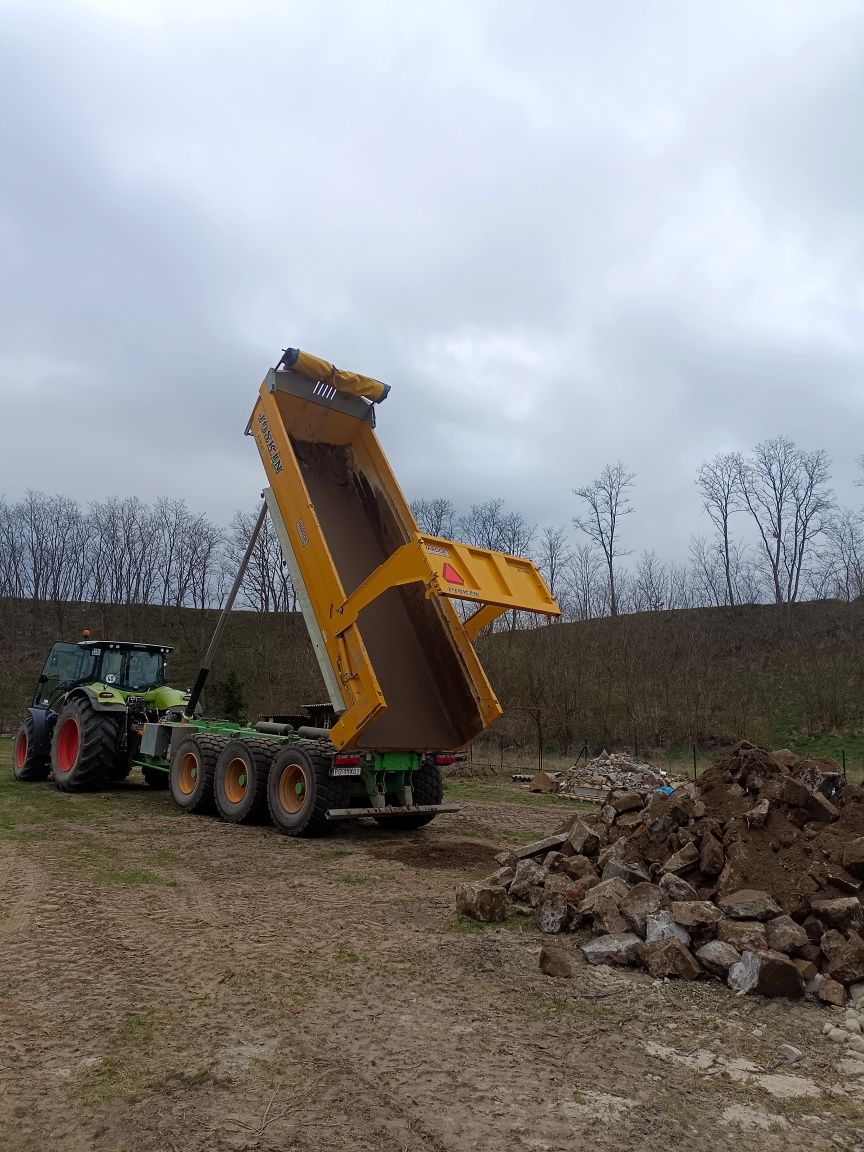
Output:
(13, 638), (192, 791)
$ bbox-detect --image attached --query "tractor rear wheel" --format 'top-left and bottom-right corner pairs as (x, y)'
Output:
(267, 742), (350, 837)
(169, 734), (225, 814)
(51, 698), (120, 792)
(374, 760), (443, 830)
(12, 715), (50, 782)
(214, 739), (274, 824)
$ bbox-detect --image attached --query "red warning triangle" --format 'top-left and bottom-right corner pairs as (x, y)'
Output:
(442, 562), (464, 585)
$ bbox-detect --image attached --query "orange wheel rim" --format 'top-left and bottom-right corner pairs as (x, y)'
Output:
(56, 718), (80, 773)
(14, 731), (27, 769)
(224, 758), (249, 804)
(177, 752), (199, 795)
(279, 763), (307, 814)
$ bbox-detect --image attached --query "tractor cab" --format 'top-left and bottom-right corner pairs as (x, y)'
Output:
(34, 641), (172, 709)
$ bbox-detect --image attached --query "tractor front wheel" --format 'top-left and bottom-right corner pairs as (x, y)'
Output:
(51, 699), (120, 792)
(12, 715), (50, 782)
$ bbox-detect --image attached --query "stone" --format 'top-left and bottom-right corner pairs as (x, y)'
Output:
(602, 859), (649, 886)
(790, 957), (818, 983)
(844, 1016), (862, 1035)
(645, 910), (691, 948)
(802, 915), (825, 943)
(558, 854), (597, 882)
(659, 872), (700, 902)
(539, 943), (573, 978)
(778, 1044), (803, 1065)
(808, 860), (861, 894)
(509, 859), (548, 901)
(599, 804), (618, 826)
(727, 950), (804, 998)
(489, 865), (516, 888)
(669, 901), (724, 931)
(819, 978), (847, 1006)
(717, 919), (768, 951)
(537, 891), (569, 934)
(610, 789), (644, 813)
(589, 896), (629, 935)
(620, 883), (667, 937)
(718, 889), (781, 921)
(810, 897), (862, 930)
(568, 818), (600, 857)
(696, 940), (741, 976)
(579, 877), (630, 914)
(807, 792), (839, 823)
(828, 931), (864, 985)
(660, 842), (700, 875)
(797, 943), (823, 964)
(581, 932), (642, 967)
(766, 915), (809, 954)
(699, 833), (725, 877)
(514, 833), (569, 859)
(776, 777), (811, 808)
(746, 798), (771, 829)
(843, 838), (864, 880)
(847, 1035), (864, 1054)
(849, 981), (864, 1004)
(821, 929), (848, 964)
(596, 838), (630, 870)
(455, 881), (507, 923)
(828, 1026), (848, 1043)
(639, 938), (702, 981)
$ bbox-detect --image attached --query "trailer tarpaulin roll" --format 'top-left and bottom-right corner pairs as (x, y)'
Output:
(280, 348), (389, 403)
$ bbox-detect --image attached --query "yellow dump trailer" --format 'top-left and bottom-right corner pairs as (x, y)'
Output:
(248, 348), (559, 756)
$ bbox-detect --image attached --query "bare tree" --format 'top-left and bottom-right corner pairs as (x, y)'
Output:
(738, 437), (833, 604)
(696, 452), (743, 606)
(410, 497), (456, 538)
(536, 525), (571, 619)
(632, 549), (668, 612)
(573, 462), (635, 616)
(564, 540), (607, 620)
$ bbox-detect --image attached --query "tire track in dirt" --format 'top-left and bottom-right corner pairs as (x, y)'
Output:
(0, 848), (47, 940)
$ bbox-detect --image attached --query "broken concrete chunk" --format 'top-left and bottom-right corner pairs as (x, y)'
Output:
(589, 896), (629, 935)
(696, 940), (741, 976)
(669, 901), (723, 931)
(609, 789), (644, 813)
(509, 858), (548, 901)
(659, 842), (700, 875)
(699, 832), (725, 877)
(539, 943), (573, 978)
(602, 858), (649, 886)
(581, 932), (642, 967)
(579, 877), (630, 913)
(537, 891), (569, 934)
(639, 938), (702, 981)
(568, 818), (600, 857)
(828, 931), (864, 986)
(645, 909), (691, 948)
(810, 897), (862, 931)
(745, 798), (771, 829)
(717, 919), (768, 951)
(621, 883), (667, 937)
(818, 977), (847, 1006)
(717, 889), (781, 920)
(843, 838), (864, 880)
(790, 957), (818, 983)
(455, 881), (507, 923)
(659, 872), (700, 902)
(514, 833), (569, 860)
(766, 915), (809, 954)
(821, 929), (848, 964)
(727, 950), (804, 998)
(558, 854), (598, 882)
(807, 792), (839, 823)
(776, 777), (811, 808)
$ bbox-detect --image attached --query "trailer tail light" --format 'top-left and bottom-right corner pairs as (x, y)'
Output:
(333, 754), (361, 766)
(331, 753), (362, 778)
(435, 755), (457, 766)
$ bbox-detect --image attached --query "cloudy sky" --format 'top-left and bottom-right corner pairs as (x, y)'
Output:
(2, 0), (863, 561)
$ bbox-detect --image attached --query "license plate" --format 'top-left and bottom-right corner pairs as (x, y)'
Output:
(330, 764), (361, 777)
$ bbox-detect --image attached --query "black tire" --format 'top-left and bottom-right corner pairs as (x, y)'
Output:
(374, 760), (443, 830)
(12, 715), (50, 782)
(214, 739), (274, 824)
(142, 766), (169, 790)
(51, 698), (120, 792)
(169, 734), (225, 814)
(267, 741), (351, 838)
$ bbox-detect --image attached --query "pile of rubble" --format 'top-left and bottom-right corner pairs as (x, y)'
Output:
(458, 741), (864, 1003)
(529, 751), (674, 797)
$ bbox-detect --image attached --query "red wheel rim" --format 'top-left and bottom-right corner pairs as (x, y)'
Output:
(56, 717), (80, 773)
(14, 730), (27, 769)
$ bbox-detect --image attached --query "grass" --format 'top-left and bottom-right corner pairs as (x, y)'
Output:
(449, 909), (534, 934)
(336, 943), (360, 964)
(444, 777), (592, 809)
(334, 872), (373, 885)
(80, 1010), (160, 1105)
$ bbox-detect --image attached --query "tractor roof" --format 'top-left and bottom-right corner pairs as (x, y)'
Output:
(77, 641), (173, 653)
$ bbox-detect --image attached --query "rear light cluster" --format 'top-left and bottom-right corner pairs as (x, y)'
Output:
(332, 754), (361, 767)
(434, 755), (457, 766)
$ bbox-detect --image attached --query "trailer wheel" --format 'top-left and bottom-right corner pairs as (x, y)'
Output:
(214, 739), (273, 824)
(375, 760), (443, 830)
(51, 698), (120, 792)
(142, 766), (169, 790)
(12, 715), (50, 782)
(169, 734), (225, 814)
(267, 742), (350, 837)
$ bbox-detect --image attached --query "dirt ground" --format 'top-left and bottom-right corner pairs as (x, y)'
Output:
(2, 750), (863, 1152)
